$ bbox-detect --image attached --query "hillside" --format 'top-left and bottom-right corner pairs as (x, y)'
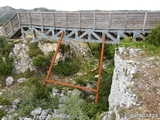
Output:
(0, 6), (56, 25)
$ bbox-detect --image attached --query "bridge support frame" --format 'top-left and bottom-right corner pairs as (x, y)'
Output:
(44, 31), (106, 103)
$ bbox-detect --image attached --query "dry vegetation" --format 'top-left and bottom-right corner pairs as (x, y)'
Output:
(121, 51), (160, 120)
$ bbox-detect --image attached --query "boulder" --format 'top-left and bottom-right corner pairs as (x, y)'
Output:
(6, 76), (14, 86)
(30, 107), (42, 117)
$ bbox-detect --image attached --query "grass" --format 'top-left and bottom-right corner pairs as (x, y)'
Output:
(119, 37), (160, 56)
(0, 39), (116, 119)
(118, 107), (127, 118)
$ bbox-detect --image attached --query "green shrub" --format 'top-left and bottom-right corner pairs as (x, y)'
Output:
(28, 42), (43, 58)
(31, 78), (51, 99)
(145, 21), (160, 47)
(0, 36), (13, 56)
(0, 109), (5, 119)
(15, 78), (59, 117)
(52, 57), (80, 76)
(59, 44), (71, 56)
(60, 95), (90, 120)
(32, 54), (50, 73)
(0, 62), (12, 75)
(119, 38), (160, 56)
(90, 43), (116, 60)
(0, 96), (9, 105)
(46, 51), (55, 60)
(0, 36), (13, 75)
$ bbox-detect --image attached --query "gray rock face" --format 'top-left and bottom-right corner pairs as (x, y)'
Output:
(6, 76), (14, 86)
(12, 43), (36, 73)
(104, 47), (142, 120)
(108, 52), (139, 108)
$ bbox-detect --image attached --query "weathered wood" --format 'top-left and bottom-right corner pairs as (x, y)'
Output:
(17, 13), (21, 28)
(93, 12), (96, 30)
(108, 13), (112, 30)
(9, 20), (13, 34)
(28, 13), (31, 26)
(15, 11), (159, 30)
(142, 12), (147, 32)
(3, 11), (160, 38)
(40, 12), (43, 26)
(52, 12), (55, 27)
(79, 12), (81, 29)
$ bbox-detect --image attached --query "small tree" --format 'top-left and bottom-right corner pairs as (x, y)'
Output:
(145, 21), (160, 46)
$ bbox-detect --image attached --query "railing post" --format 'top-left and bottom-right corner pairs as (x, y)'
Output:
(17, 12), (21, 28)
(142, 12), (147, 34)
(93, 12), (96, 30)
(9, 20), (13, 35)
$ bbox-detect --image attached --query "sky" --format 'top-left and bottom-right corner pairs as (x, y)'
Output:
(0, 0), (160, 11)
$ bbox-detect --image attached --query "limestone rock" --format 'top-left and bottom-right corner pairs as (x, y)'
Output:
(0, 91), (3, 96)
(71, 89), (81, 96)
(6, 76), (14, 86)
(24, 118), (32, 120)
(38, 42), (57, 55)
(30, 107), (42, 116)
(1, 116), (8, 120)
(17, 78), (28, 83)
(12, 43), (36, 73)
(52, 88), (59, 93)
(39, 109), (49, 120)
(12, 99), (20, 106)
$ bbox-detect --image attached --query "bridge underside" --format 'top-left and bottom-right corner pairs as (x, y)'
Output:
(21, 25), (149, 44)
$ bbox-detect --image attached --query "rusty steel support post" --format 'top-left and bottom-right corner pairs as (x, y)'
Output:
(95, 33), (106, 103)
(87, 42), (94, 56)
(46, 79), (97, 92)
(44, 31), (64, 84)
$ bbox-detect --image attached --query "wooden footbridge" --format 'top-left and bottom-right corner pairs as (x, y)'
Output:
(2, 11), (160, 43)
(2, 11), (160, 103)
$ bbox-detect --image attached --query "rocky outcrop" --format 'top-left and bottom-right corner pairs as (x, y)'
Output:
(102, 47), (160, 120)
(11, 40), (86, 74)
(109, 47), (140, 109)
(11, 43), (35, 74)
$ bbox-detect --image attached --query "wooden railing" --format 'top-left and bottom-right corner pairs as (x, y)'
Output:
(2, 13), (20, 37)
(18, 11), (160, 30)
(2, 11), (160, 38)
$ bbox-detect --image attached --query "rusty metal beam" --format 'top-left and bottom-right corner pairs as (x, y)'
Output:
(95, 33), (106, 103)
(87, 42), (94, 56)
(46, 80), (97, 92)
(44, 31), (64, 84)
